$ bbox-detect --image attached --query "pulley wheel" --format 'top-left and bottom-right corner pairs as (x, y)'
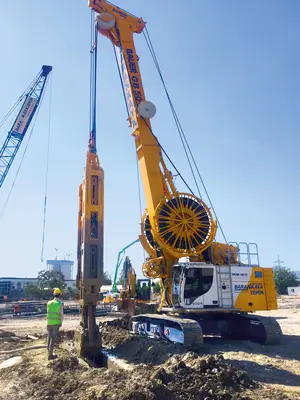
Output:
(138, 101), (156, 119)
(96, 13), (115, 30)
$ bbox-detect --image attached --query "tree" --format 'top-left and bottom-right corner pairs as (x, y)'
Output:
(24, 284), (44, 300)
(103, 271), (112, 285)
(117, 269), (124, 286)
(37, 270), (66, 290)
(273, 266), (298, 295)
(64, 286), (80, 300)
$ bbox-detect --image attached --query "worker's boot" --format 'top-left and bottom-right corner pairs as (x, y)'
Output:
(48, 354), (58, 361)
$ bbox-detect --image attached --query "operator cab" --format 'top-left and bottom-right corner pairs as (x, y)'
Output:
(172, 263), (219, 309)
(136, 278), (151, 301)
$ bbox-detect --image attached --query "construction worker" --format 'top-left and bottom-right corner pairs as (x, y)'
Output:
(140, 282), (148, 301)
(46, 288), (64, 360)
(14, 303), (22, 315)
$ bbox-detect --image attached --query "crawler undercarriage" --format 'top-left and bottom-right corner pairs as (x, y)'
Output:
(130, 312), (282, 348)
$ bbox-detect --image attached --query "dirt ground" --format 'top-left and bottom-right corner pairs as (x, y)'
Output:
(0, 296), (299, 399)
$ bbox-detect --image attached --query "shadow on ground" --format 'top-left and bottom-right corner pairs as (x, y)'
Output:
(205, 334), (300, 363)
(225, 358), (300, 387)
(203, 334), (300, 387)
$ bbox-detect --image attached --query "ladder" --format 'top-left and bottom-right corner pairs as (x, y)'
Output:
(217, 266), (234, 308)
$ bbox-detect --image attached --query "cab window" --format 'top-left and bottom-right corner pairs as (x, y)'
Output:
(184, 267), (213, 304)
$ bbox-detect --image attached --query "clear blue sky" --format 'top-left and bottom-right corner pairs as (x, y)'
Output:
(0, 0), (299, 279)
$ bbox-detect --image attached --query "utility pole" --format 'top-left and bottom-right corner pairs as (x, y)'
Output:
(273, 255), (285, 268)
(54, 248), (58, 260)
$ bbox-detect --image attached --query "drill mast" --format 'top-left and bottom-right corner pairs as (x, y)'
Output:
(75, 13), (104, 358)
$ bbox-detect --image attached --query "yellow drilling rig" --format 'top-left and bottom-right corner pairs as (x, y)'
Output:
(75, 0), (282, 357)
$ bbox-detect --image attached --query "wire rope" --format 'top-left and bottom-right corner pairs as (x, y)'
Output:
(143, 27), (227, 243)
(40, 74), (53, 262)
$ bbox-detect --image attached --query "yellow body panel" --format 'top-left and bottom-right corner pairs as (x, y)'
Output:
(234, 267), (278, 312)
(262, 268), (278, 310)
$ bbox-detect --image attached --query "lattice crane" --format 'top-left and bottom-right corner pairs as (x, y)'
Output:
(0, 66), (52, 188)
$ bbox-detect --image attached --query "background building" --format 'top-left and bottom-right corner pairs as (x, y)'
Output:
(47, 259), (74, 280)
(287, 271), (300, 296)
(0, 277), (37, 297)
(0, 277), (76, 300)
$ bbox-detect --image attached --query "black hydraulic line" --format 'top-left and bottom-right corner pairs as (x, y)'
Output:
(141, 116), (195, 195)
(89, 9), (94, 135)
(113, 44), (130, 118)
(113, 42), (145, 258)
(113, 26), (196, 200)
(143, 29), (203, 200)
(135, 153), (144, 225)
(89, 10), (99, 153)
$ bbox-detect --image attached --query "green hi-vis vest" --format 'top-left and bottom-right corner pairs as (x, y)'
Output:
(47, 298), (62, 325)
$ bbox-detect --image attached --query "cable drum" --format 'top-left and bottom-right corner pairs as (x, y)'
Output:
(153, 193), (216, 258)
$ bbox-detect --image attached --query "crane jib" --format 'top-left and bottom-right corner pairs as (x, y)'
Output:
(0, 66), (51, 189)
(12, 96), (37, 135)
